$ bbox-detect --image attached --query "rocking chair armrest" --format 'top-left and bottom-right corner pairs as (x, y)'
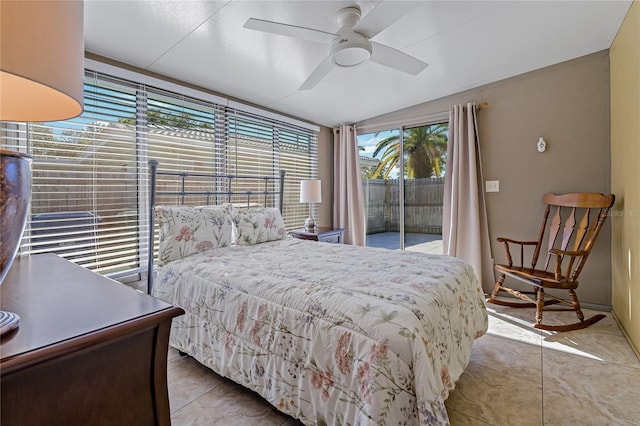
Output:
(549, 248), (588, 281)
(496, 237), (538, 246)
(496, 238), (538, 267)
(549, 248), (588, 257)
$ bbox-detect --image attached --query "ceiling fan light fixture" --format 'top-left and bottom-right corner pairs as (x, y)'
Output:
(330, 36), (372, 68)
(331, 46), (371, 67)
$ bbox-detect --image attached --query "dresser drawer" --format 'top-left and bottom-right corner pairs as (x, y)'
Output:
(289, 227), (345, 244)
(318, 233), (341, 243)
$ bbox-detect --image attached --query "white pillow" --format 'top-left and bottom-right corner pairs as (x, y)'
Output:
(232, 207), (287, 246)
(155, 204), (233, 265)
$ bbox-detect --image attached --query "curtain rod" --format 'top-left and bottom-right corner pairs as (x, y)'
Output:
(354, 101), (488, 132)
(333, 125), (356, 133)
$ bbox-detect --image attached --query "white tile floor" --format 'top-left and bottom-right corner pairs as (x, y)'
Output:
(166, 301), (640, 425)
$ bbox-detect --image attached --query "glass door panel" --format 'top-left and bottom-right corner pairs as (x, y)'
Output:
(357, 130), (401, 250)
(402, 123), (448, 254)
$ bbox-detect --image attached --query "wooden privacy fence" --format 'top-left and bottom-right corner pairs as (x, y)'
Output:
(363, 177), (444, 235)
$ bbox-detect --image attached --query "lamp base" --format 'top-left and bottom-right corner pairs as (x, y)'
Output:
(304, 216), (316, 232)
(1, 150), (32, 283)
(0, 310), (20, 336)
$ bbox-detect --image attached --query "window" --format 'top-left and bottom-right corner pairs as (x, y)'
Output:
(1, 68), (318, 279)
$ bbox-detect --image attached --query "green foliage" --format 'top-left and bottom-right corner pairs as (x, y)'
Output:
(29, 123), (111, 159)
(371, 123), (448, 179)
(31, 107), (213, 160)
(360, 165), (384, 180)
(119, 109), (211, 129)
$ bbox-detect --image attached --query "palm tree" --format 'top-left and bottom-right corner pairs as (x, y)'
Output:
(371, 123), (448, 179)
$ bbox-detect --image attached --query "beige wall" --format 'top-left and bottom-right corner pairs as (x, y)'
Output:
(610, 0), (640, 354)
(356, 51), (613, 308)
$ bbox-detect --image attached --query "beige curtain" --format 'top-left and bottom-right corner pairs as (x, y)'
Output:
(333, 125), (366, 246)
(443, 103), (494, 292)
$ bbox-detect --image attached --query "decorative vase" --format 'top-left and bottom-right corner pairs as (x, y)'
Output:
(0, 149), (32, 336)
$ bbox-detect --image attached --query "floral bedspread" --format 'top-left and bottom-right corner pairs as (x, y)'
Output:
(153, 238), (488, 425)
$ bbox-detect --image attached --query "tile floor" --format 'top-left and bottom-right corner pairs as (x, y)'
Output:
(166, 300), (640, 425)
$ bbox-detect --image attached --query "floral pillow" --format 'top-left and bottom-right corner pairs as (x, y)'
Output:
(155, 204), (233, 265)
(230, 203), (263, 245)
(232, 207), (287, 246)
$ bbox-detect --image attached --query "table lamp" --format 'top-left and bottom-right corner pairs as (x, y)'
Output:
(299, 179), (321, 231)
(0, 0), (85, 336)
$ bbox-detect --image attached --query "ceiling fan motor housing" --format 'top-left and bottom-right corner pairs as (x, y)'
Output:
(330, 7), (371, 68)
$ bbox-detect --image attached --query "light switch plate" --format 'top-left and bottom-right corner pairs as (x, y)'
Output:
(486, 180), (500, 192)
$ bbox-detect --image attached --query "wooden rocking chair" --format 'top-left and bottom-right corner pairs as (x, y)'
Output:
(487, 192), (615, 332)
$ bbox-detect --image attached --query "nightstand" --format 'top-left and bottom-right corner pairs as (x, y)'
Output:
(290, 227), (346, 244)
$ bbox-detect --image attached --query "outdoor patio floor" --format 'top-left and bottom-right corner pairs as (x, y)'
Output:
(365, 232), (443, 254)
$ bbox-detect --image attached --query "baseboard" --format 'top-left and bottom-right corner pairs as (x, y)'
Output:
(484, 293), (612, 312)
(580, 301), (612, 312)
(611, 310), (640, 361)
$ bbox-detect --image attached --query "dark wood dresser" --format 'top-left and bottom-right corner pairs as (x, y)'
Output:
(0, 254), (184, 426)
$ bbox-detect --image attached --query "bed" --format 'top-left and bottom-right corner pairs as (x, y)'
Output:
(147, 162), (488, 425)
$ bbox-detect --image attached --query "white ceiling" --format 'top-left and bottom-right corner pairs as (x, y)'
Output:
(84, 1), (631, 128)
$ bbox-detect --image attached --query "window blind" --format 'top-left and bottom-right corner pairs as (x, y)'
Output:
(144, 88), (224, 206)
(2, 73), (140, 276)
(0, 69), (318, 279)
(227, 108), (319, 226)
(278, 122), (319, 227)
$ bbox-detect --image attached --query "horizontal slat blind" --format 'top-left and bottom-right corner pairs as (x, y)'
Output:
(227, 108), (318, 228)
(145, 88), (223, 207)
(279, 124), (319, 228)
(0, 68), (318, 279)
(227, 110), (278, 209)
(20, 73), (139, 275)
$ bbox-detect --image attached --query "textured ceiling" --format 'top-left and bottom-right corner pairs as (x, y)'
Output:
(84, 1), (632, 128)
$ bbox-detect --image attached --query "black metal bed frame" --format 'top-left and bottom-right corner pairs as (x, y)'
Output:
(147, 159), (286, 294)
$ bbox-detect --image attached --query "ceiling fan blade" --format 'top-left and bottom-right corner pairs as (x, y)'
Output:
(244, 18), (337, 44)
(299, 58), (333, 91)
(355, 2), (421, 39)
(370, 42), (428, 76)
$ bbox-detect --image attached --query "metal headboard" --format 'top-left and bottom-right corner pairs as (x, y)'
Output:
(147, 159), (286, 294)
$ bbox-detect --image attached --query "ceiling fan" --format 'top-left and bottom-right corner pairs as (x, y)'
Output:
(243, 4), (428, 90)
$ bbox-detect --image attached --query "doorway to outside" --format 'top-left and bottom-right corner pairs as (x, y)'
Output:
(357, 122), (448, 254)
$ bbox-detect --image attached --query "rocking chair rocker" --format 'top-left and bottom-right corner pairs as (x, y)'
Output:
(487, 192), (615, 332)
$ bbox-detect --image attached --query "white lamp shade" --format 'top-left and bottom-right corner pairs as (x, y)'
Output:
(0, 0), (84, 122)
(300, 179), (321, 203)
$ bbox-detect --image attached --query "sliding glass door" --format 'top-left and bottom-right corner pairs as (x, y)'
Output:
(357, 122), (448, 253)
